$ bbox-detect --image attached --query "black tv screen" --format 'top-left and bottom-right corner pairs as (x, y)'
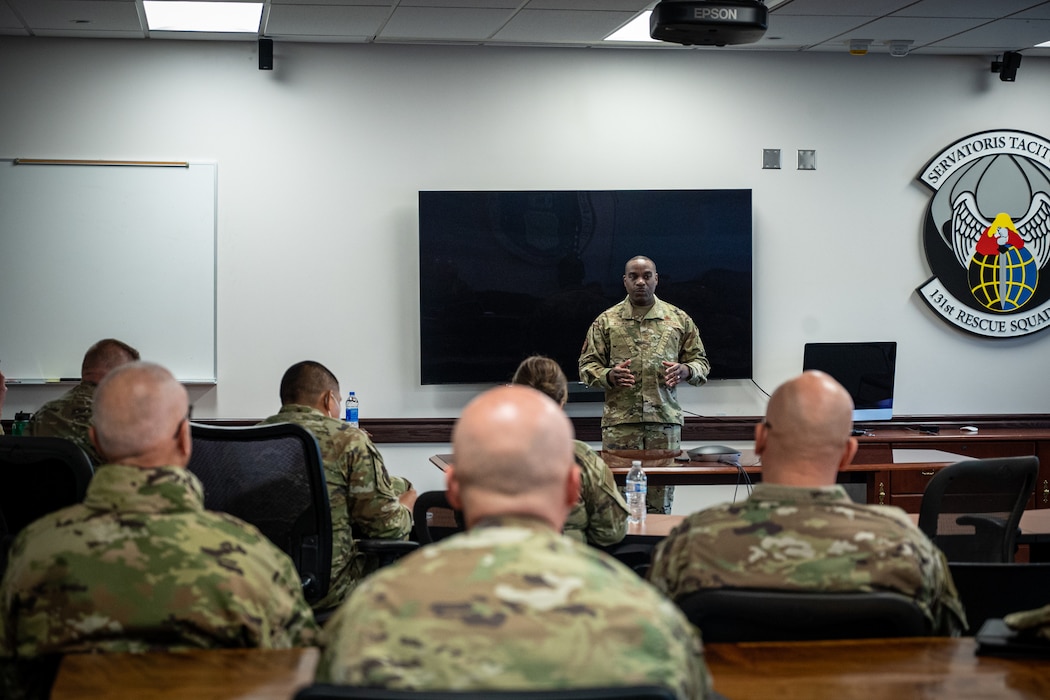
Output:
(418, 189), (753, 390)
(802, 342), (898, 422)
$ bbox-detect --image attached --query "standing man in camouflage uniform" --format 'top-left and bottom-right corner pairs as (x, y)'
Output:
(25, 338), (139, 464)
(579, 256), (710, 514)
(259, 361), (415, 612)
(0, 362), (318, 700)
(511, 355), (628, 547)
(647, 370), (967, 635)
(317, 385), (711, 698)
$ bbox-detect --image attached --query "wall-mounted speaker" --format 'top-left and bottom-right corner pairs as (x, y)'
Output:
(992, 51), (1022, 82)
(259, 38), (273, 71)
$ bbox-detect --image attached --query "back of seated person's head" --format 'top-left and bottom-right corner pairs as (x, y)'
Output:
(450, 385), (578, 530)
(279, 360), (339, 406)
(81, 338), (140, 384)
(758, 370), (857, 487)
(90, 362), (190, 468)
(511, 355), (568, 406)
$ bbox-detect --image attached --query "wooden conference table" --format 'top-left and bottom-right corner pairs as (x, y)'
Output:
(430, 448), (967, 487)
(430, 452), (1050, 551)
(704, 636), (1050, 699)
(49, 637), (1050, 700)
(596, 447), (970, 487)
(50, 647), (320, 700)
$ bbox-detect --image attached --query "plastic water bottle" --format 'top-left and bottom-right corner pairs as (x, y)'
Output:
(625, 460), (647, 524)
(344, 391), (359, 428)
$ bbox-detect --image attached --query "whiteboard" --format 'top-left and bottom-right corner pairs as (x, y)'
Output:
(0, 160), (216, 382)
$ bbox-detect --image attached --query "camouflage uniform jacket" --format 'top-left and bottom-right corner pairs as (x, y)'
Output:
(1005, 604), (1050, 641)
(259, 405), (412, 610)
(647, 483), (967, 635)
(25, 382), (101, 464)
(317, 515), (711, 698)
(565, 440), (628, 547)
(579, 296), (710, 428)
(0, 464), (319, 699)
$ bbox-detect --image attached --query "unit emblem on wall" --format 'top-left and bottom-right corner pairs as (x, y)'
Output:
(917, 129), (1050, 337)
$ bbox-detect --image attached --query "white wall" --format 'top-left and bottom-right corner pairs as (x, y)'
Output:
(2, 38), (1049, 492)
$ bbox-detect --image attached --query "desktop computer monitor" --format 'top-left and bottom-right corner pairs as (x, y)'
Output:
(802, 341), (897, 422)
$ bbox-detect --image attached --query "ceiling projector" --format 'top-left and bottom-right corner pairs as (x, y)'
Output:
(650, 0), (769, 46)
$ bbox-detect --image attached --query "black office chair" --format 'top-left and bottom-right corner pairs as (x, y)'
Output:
(294, 685), (678, 700)
(186, 422), (332, 604)
(412, 490), (465, 545)
(948, 561), (1050, 635)
(601, 541), (656, 579)
(676, 588), (932, 642)
(918, 456), (1038, 563)
(0, 435), (94, 537)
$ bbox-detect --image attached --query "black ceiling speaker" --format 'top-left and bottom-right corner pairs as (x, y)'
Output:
(650, 0), (768, 46)
(993, 51), (1022, 82)
(259, 38), (274, 71)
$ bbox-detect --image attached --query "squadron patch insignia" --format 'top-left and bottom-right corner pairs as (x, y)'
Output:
(916, 130), (1050, 337)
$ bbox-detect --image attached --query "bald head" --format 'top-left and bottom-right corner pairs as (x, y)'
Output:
(756, 370), (858, 486)
(450, 385), (578, 529)
(81, 338), (140, 384)
(90, 362), (191, 468)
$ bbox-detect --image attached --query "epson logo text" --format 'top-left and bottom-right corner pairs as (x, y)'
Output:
(694, 7), (739, 21)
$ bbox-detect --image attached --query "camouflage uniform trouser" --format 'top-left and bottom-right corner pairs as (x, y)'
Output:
(602, 423), (680, 515)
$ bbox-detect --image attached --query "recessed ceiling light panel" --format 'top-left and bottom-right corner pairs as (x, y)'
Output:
(144, 1), (263, 33)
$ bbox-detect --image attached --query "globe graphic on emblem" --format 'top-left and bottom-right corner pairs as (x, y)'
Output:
(967, 246), (1038, 311)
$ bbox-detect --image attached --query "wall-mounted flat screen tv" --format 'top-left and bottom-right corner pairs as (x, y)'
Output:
(802, 341), (898, 422)
(418, 189), (753, 394)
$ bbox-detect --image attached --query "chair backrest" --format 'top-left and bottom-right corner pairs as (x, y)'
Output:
(948, 561), (1050, 634)
(676, 588), (932, 642)
(917, 456), (1038, 562)
(600, 541), (655, 579)
(186, 422), (332, 603)
(294, 685), (678, 700)
(0, 436), (94, 537)
(412, 490), (465, 544)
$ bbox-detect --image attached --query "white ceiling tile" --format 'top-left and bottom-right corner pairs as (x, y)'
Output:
(399, 0), (520, 7)
(7, 0), (141, 32)
(35, 28), (146, 38)
(1014, 4), (1050, 20)
(931, 18), (1050, 49)
(381, 7), (512, 40)
(825, 16), (988, 45)
(524, 0), (651, 10)
(492, 9), (635, 43)
(773, 0), (913, 17)
(265, 4), (391, 37)
(0, 2), (24, 30)
(892, 0), (1041, 19)
(269, 1), (393, 5)
(758, 15), (880, 47)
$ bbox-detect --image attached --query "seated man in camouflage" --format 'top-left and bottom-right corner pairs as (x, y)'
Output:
(26, 338), (140, 464)
(511, 355), (628, 547)
(0, 362), (318, 700)
(259, 361), (415, 611)
(317, 385), (711, 698)
(647, 370), (967, 636)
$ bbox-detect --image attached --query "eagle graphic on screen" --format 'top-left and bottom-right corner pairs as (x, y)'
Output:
(951, 192), (1050, 312)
